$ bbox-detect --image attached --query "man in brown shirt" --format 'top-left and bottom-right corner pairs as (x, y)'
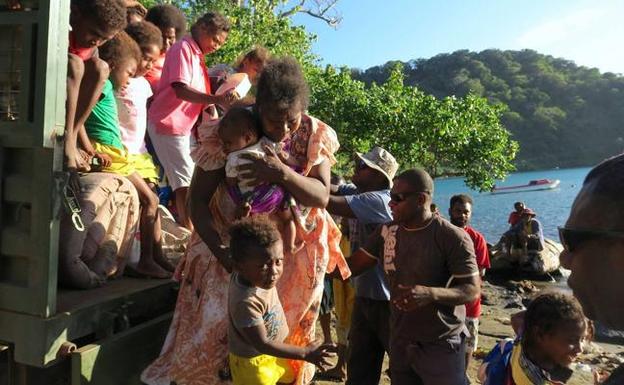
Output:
(348, 169), (480, 385)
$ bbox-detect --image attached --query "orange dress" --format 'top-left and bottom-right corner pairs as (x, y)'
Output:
(141, 114), (350, 385)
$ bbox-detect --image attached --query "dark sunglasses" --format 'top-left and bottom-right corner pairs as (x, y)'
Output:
(390, 191), (429, 203)
(558, 226), (624, 252)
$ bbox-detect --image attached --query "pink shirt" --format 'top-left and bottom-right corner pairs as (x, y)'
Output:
(148, 36), (211, 136)
(144, 53), (165, 93)
(116, 76), (152, 154)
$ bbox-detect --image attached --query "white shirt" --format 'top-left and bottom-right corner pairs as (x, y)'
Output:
(116, 76), (152, 154)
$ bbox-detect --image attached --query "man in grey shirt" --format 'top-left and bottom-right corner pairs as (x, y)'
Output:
(326, 146), (398, 385)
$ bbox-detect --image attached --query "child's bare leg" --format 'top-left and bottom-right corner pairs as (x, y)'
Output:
(65, 54), (85, 189)
(74, 57), (109, 170)
(127, 173), (171, 278)
(174, 187), (193, 231)
(320, 312), (333, 344)
(276, 209), (300, 254)
(66, 54), (84, 165)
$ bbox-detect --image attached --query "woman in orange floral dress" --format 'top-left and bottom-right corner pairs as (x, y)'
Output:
(141, 57), (350, 385)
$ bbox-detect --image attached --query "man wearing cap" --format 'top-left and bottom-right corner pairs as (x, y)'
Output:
(347, 168), (480, 385)
(503, 208), (545, 253)
(325, 146), (397, 385)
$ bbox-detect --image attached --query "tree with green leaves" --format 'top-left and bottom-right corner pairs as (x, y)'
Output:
(312, 64), (518, 191)
(356, 49), (624, 171)
(139, 1), (518, 191)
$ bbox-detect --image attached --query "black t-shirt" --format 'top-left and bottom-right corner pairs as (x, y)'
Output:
(362, 216), (478, 342)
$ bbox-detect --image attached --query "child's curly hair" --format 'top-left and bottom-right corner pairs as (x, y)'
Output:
(256, 57), (310, 112)
(72, 0), (127, 33)
(192, 12), (231, 36)
(145, 4), (187, 38)
(235, 46), (271, 70)
(98, 30), (141, 69)
(218, 107), (260, 140)
(523, 292), (586, 349)
(126, 21), (163, 53)
(229, 216), (282, 263)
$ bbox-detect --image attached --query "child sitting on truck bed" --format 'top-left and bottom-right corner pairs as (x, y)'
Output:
(66, 0), (127, 189)
(80, 31), (172, 279)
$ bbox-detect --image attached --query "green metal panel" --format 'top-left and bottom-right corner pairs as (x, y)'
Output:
(0, 278), (177, 367)
(71, 313), (172, 385)
(0, 0), (68, 317)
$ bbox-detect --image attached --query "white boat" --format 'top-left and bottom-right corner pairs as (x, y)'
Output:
(491, 179), (560, 194)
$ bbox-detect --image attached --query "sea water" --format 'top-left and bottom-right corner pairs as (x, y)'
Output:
(432, 167), (591, 243)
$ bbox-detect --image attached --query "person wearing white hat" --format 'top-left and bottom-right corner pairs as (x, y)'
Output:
(322, 146), (398, 384)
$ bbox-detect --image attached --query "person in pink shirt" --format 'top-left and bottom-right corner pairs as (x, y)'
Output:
(147, 12), (234, 230)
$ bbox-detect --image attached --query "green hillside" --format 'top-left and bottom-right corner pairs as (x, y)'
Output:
(353, 49), (624, 170)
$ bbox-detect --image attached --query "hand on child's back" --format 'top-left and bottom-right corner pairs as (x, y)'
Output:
(303, 339), (338, 368)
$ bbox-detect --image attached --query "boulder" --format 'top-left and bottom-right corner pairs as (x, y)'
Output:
(489, 238), (563, 275)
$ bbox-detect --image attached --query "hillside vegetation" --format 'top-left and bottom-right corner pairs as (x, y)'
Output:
(353, 49), (624, 169)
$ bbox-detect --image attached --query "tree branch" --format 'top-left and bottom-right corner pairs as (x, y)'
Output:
(278, 0), (343, 28)
(278, 0), (306, 19)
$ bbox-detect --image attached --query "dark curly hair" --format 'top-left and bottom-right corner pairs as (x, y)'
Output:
(235, 46), (271, 70)
(523, 292), (586, 350)
(256, 57), (310, 113)
(72, 0), (127, 33)
(98, 30), (141, 70)
(145, 4), (187, 38)
(229, 216), (282, 263)
(191, 12), (231, 36)
(450, 194), (473, 208)
(218, 107), (260, 140)
(126, 21), (162, 53)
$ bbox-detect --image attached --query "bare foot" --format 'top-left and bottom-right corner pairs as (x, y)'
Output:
(76, 155), (91, 172)
(136, 259), (172, 279)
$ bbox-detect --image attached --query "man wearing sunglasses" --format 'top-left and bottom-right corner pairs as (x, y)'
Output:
(346, 168), (480, 385)
(326, 146), (398, 385)
(559, 154), (624, 384)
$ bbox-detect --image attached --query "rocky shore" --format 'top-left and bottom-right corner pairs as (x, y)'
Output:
(314, 276), (624, 385)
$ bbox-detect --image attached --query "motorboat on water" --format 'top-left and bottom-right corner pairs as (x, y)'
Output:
(491, 178), (560, 194)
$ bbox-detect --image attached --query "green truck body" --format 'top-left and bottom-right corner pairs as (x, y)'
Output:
(0, 2), (176, 384)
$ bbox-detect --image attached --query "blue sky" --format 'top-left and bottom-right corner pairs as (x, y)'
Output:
(291, 0), (624, 74)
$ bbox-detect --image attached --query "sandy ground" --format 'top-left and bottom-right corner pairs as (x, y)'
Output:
(313, 278), (624, 385)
